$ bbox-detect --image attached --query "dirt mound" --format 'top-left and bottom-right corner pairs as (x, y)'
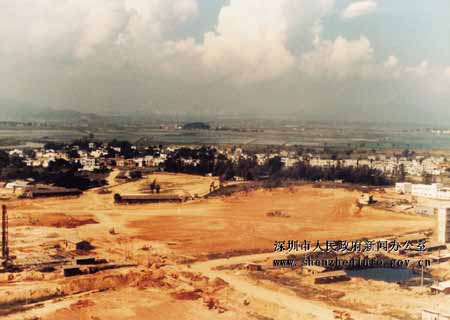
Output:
(70, 299), (95, 311)
(27, 213), (99, 228)
(211, 277), (228, 289)
(136, 270), (168, 290)
(266, 210), (290, 218)
(171, 288), (203, 300)
(331, 199), (358, 217)
(51, 217), (98, 228)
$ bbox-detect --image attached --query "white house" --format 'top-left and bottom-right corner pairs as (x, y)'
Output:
(79, 157), (98, 172)
(395, 182), (413, 194)
(5, 180), (31, 190)
(412, 183), (443, 198)
(395, 183), (450, 200)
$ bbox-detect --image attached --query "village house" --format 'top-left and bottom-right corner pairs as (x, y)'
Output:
(431, 280), (450, 295)
(79, 157), (99, 172)
(62, 236), (94, 251)
(5, 180), (33, 191)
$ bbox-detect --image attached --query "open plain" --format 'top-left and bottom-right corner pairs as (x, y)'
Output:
(0, 172), (445, 320)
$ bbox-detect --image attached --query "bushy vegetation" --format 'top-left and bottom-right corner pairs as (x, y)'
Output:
(162, 148), (391, 186)
(270, 161), (391, 186)
(0, 151), (107, 190)
(0, 138), (392, 190)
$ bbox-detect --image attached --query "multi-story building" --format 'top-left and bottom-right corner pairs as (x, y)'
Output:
(438, 207), (450, 243)
(395, 182), (450, 200)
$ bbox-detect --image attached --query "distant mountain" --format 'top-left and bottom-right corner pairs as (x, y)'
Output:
(0, 100), (104, 122)
(29, 109), (103, 122)
(0, 100), (38, 121)
(182, 122), (211, 130)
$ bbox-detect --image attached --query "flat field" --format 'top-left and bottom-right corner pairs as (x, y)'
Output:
(0, 173), (441, 320)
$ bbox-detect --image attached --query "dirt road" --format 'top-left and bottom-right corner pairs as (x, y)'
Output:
(191, 253), (386, 320)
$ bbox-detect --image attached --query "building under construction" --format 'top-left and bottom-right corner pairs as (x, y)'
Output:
(21, 187), (82, 199)
(438, 207), (450, 243)
(313, 270), (350, 284)
(114, 193), (188, 204)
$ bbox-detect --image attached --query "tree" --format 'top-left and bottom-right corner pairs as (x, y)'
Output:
(422, 172), (433, 184)
(0, 150), (9, 168)
(401, 149), (410, 158)
(150, 179), (157, 193)
(398, 163), (406, 182)
(129, 170), (142, 180)
(267, 157), (283, 175)
(44, 142), (65, 150)
(109, 140), (137, 158)
(48, 159), (71, 171)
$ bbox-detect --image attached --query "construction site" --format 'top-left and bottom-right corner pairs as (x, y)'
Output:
(0, 171), (449, 319)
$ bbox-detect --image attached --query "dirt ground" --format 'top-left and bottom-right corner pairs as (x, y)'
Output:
(0, 172), (446, 320)
(127, 186), (433, 256)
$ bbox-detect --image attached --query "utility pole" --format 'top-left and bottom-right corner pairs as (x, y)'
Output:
(2, 205), (9, 262)
(420, 249), (424, 288)
(421, 262), (424, 287)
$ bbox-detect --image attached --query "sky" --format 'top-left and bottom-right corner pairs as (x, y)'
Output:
(1, 0), (450, 123)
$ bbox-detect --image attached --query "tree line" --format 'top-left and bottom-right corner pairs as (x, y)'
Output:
(162, 148), (391, 186)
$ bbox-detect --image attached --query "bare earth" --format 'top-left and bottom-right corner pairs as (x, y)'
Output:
(1, 172), (446, 320)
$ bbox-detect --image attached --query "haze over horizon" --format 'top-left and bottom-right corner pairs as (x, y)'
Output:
(1, 0), (450, 123)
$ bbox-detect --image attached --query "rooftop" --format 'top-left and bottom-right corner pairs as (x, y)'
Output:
(431, 280), (450, 290)
(313, 270), (348, 279)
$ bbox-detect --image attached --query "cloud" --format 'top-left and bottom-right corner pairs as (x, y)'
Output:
(1, 0), (450, 123)
(341, 0), (377, 20)
(0, 0), (334, 87)
(300, 36), (374, 78)
(0, 0), (198, 62)
(384, 55), (399, 68)
(196, 0), (334, 84)
(123, 0), (198, 41)
(404, 60), (430, 77)
(76, 2), (131, 59)
(141, 0), (334, 85)
(446, 67), (450, 77)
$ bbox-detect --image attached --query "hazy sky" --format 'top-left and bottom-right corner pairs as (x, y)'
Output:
(1, 0), (450, 122)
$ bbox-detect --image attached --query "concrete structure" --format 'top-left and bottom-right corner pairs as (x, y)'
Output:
(5, 180), (31, 191)
(435, 187), (450, 200)
(395, 183), (450, 200)
(313, 271), (350, 284)
(415, 205), (438, 216)
(429, 253), (450, 263)
(431, 280), (450, 295)
(74, 256), (96, 265)
(397, 233), (427, 244)
(395, 182), (412, 194)
(425, 242), (447, 253)
(412, 183), (443, 198)
(438, 207), (450, 243)
(422, 309), (450, 320)
(246, 263), (263, 271)
(302, 265), (326, 275)
(63, 237), (93, 251)
(22, 187), (82, 199)
(114, 193), (188, 204)
(63, 265), (82, 277)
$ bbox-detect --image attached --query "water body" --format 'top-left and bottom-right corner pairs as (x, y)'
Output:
(346, 268), (414, 283)
(0, 142), (44, 149)
(2, 127), (450, 149)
